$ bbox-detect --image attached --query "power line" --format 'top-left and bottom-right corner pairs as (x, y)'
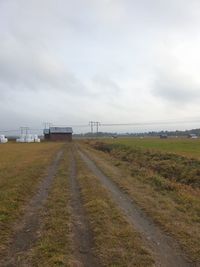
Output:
(1, 119), (200, 134)
(101, 119), (200, 127)
(0, 129), (20, 133)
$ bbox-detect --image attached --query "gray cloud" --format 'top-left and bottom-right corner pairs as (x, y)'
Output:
(0, 37), (89, 96)
(92, 76), (120, 96)
(1, 0), (200, 132)
(152, 68), (200, 104)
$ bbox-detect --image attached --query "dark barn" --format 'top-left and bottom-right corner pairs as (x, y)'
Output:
(44, 127), (73, 141)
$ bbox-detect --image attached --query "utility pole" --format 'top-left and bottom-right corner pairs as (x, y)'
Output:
(43, 122), (52, 130)
(20, 126), (29, 135)
(95, 122), (100, 134)
(89, 121), (94, 134)
(89, 121), (101, 135)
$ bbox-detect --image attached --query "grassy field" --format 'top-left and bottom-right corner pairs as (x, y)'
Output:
(83, 140), (200, 263)
(1, 140), (200, 265)
(0, 142), (63, 254)
(107, 137), (200, 158)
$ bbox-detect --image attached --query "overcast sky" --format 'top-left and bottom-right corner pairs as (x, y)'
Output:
(1, 0), (200, 133)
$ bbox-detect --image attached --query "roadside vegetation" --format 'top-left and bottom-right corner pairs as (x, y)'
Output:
(30, 146), (72, 266)
(80, 140), (200, 263)
(0, 142), (63, 256)
(92, 142), (200, 188)
(75, 151), (154, 267)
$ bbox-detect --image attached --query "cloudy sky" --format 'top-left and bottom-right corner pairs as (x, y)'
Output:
(1, 0), (200, 133)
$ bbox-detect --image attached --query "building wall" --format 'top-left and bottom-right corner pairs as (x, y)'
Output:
(44, 134), (50, 140)
(49, 133), (72, 141)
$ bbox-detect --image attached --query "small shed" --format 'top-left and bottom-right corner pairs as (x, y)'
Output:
(44, 127), (73, 141)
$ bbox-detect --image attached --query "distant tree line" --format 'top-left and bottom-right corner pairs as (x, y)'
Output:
(73, 128), (200, 138)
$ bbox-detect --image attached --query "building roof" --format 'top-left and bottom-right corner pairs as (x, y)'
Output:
(49, 127), (73, 134)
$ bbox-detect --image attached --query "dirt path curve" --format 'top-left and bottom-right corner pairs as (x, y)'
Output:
(78, 149), (194, 267)
(1, 150), (63, 267)
(69, 148), (101, 267)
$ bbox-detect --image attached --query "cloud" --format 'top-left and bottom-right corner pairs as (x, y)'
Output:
(1, 0), (200, 132)
(91, 75), (121, 96)
(0, 37), (90, 98)
(152, 64), (200, 105)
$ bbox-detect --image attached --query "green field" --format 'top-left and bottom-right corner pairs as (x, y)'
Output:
(107, 137), (200, 158)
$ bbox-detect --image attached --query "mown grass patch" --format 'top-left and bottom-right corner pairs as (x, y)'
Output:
(76, 152), (154, 267)
(0, 142), (63, 253)
(30, 147), (72, 267)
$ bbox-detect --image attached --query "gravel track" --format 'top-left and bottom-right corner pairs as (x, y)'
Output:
(78, 148), (193, 267)
(69, 148), (101, 267)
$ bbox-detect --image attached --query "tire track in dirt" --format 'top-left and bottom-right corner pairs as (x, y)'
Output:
(0, 150), (63, 267)
(78, 149), (194, 267)
(69, 148), (101, 267)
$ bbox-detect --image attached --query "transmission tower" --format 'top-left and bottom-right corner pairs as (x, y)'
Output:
(43, 122), (52, 129)
(89, 121), (94, 133)
(20, 126), (29, 135)
(89, 121), (101, 134)
(95, 122), (100, 134)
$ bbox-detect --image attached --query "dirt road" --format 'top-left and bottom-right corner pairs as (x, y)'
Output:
(69, 149), (101, 267)
(78, 148), (193, 267)
(1, 146), (100, 267)
(0, 144), (195, 266)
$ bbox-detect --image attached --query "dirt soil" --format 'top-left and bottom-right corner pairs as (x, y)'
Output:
(78, 148), (194, 267)
(0, 150), (63, 267)
(69, 148), (101, 267)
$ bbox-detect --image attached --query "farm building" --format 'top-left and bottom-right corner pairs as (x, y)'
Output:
(44, 127), (73, 141)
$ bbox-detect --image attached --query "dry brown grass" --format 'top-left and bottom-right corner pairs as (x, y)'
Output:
(30, 146), (72, 267)
(0, 142), (64, 254)
(80, 141), (200, 264)
(75, 151), (154, 267)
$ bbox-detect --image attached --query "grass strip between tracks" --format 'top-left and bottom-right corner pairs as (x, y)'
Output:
(30, 147), (72, 267)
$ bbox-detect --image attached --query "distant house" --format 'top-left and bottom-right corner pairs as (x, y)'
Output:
(44, 127), (73, 141)
(188, 134), (198, 139)
(160, 134), (168, 139)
